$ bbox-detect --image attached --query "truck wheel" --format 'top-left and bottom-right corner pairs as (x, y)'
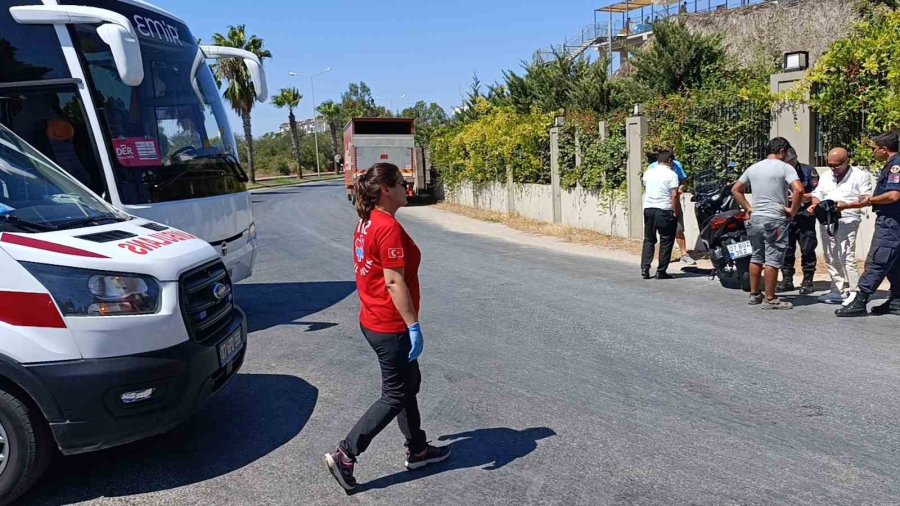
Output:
(0, 389), (53, 505)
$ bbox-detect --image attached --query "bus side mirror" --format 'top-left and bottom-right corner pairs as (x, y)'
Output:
(199, 45), (268, 102)
(9, 5), (145, 86)
(96, 23), (144, 86)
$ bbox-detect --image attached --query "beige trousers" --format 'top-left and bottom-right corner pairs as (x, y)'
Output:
(820, 219), (860, 293)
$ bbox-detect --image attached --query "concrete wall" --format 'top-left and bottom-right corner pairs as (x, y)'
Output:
(560, 185), (630, 238)
(684, 0), (857, 67)
(445, 171), (878, 260)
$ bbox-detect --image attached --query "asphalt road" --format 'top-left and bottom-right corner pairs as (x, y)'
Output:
(22, 181), (900, 505)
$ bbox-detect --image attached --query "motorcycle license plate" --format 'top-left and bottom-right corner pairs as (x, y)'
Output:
(726, 240), (752, 259)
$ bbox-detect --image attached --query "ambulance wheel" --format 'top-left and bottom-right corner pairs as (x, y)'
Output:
(0, 389), (53, 505)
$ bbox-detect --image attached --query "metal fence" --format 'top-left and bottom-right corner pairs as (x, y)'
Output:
(814, 113), (866, 166)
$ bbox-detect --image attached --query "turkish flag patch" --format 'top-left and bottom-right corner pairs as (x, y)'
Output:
(388, 248), (404, 259)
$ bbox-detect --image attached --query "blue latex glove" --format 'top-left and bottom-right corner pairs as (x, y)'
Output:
(408, 322), (424, 362)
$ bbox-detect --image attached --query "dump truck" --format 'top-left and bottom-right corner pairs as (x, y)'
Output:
(343, 118), (434, 202)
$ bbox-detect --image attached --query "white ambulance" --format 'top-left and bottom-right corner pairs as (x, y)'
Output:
(0, 123), (246, 503)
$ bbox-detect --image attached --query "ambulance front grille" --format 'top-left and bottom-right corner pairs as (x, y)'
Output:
(179, 260), (234, 343)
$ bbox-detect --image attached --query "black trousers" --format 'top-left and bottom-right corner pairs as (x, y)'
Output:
(857, 215), (900, 297)
(641, 208), (677, 273)
(340, 324), (427, 458)
(782, 214), (817, 277)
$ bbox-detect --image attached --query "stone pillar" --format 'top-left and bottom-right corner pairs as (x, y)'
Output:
(506, 163), (515, 215)
(575, 130), (582, 168)
(626, 114), (648, 239)
(771, 70), (815, 164)
(550, 117), (564, 224)
(598, 121), (609, 142)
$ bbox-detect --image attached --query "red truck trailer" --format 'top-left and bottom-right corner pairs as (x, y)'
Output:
(343, 118), (433, 203)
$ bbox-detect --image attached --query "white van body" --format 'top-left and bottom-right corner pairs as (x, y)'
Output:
(0, 122), (246, 502)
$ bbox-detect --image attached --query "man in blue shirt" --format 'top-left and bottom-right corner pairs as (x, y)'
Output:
(648, 153), (695, 265)
(836, 131), (900, 317)
(777, 147), (819, 294)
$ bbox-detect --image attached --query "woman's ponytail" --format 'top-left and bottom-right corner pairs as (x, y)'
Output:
(355, 163), (401, 221)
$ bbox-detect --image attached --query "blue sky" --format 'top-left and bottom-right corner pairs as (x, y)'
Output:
(150, 0), (603, 136)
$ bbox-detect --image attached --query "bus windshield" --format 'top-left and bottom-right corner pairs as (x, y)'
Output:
(0, 124), (123, 232)
(64, 0), (246, 205)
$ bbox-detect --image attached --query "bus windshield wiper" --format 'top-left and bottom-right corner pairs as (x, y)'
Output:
(0, 215), (58, 232)
(194, 152), (249, 183)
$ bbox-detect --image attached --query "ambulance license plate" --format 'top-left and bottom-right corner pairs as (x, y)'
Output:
(218, 328), (244, 366)
(727, 240), (753, 259)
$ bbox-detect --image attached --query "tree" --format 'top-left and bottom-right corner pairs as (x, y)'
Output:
(272, 87), (304, 177)
(317, 100), (344, 172)
(400, 101), (449, 146)
(341, 82), (379, 119)
(629, 19), (726, 95)
(211, 24), (272, 183)
(568, 56), (612, 116)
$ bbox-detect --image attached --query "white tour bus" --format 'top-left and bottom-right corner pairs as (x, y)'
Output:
(0, 0), (267, 282)
(0, 123), (246, 502)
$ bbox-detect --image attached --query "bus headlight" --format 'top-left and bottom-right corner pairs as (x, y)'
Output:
(248, 222), (257, 242)
(21, 263), (161, 316)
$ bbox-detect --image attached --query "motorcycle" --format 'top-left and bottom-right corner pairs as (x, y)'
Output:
(692, 173), (752, 291)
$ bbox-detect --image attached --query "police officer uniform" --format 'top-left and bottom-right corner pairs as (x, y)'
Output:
(779, 161), (819, 293)
(836, 152), (900, 316)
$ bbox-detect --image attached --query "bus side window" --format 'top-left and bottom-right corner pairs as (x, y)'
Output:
(0, 90), (108, 197)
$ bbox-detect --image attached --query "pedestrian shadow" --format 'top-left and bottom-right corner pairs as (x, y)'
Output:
(351, 427), (556, 493)
(20, 373), (317, 505)
(235, 281), (357, 333)
(678, 266), (714, 278)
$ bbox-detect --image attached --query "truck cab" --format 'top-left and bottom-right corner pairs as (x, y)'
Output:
(0, 123), (246, 503)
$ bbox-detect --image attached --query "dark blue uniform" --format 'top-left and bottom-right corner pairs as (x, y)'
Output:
(782, 162), (819, 281)
(856, 153), (900, 296)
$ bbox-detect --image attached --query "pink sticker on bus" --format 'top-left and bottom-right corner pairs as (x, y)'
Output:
(113, 138), (161, 167)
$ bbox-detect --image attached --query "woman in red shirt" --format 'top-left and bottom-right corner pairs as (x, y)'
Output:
(324, 163), (450, 490)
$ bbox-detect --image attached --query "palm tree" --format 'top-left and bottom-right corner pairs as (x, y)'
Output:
(317, 100), (343, 174)
(272, 88), (304, 177)
(211, 25), (272, 183)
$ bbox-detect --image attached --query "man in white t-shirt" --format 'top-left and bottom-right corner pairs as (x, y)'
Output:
(641, 150), (682, 279)
(808, 147), (874, 303)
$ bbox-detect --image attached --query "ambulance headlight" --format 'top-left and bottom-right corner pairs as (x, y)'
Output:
(21, 263), (161, 316)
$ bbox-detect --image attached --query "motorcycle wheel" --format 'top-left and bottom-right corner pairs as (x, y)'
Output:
(736, 258), (751, 292)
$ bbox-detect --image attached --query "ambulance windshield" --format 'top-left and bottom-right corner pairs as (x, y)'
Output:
(0, 124), (122, 232)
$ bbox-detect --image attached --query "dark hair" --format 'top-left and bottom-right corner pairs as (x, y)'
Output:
(872, 131), (899, 152)
(767, 137), (792, 156)
(657, 150), (674, 164)
(355, 163), (402, 220)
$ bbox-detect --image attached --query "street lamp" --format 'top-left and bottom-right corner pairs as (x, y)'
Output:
(289, 67), (332, 177)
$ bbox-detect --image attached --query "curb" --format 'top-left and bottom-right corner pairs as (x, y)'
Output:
(249, 176), (344, 192)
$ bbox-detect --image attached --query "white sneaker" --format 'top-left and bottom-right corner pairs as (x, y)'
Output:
(817, 291), (844, 304)
(680, 255), (697, 265)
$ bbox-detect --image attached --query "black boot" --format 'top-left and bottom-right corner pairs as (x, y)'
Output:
(776, 271), (795, 292)
(870, 297), (900, 316)
(799, 273), (815, 295)
(835, 292), (869, 317)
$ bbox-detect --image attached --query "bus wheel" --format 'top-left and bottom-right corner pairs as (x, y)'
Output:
(0, 389), (53, 505)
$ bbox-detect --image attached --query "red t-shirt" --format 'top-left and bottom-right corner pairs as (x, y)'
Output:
(353, 209), (421, 333)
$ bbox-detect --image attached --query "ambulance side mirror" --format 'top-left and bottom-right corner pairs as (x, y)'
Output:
(9, 5), (145, 86)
